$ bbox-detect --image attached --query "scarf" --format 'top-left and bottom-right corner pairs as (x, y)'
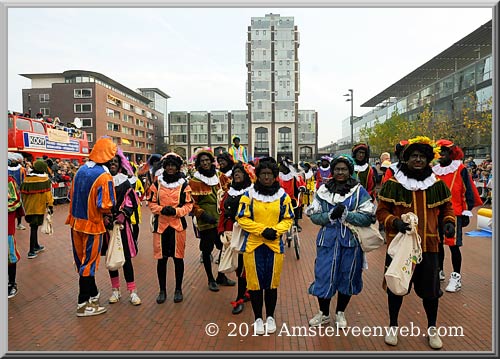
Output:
(325, 177), (359, 196)
(254, 180), (281, 196)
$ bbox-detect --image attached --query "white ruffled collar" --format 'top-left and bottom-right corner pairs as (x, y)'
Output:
(194, 171), (220, 186)
(27, 172), (48, 178)
(221, 169), (232, 178)
(354, 163), (369, 172)
(86, 160), (110, 173)
(228, 184), (253, 197)
(128, 175), (138, 185)
(8, 164), (22, 171)
(279, 172), (294, 181)
(316, 183), (359, 205)
(433, 160), (461, 176)
(113, 173), (129, 186)
(250, 187), (286, 202)
(158, 177), (186, 189)
(394, 170), (437, 191)
(305, 170), (313, 180)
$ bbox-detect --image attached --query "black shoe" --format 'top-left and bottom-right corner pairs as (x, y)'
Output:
(232, 302), (244, 315)
(34, 245), (45, 253)
(216, 275), (236, 286)
(208, 281), (219, 292)
(297, 225), (302, 232)
(8, 283), (18, 299)
(174, 289), (183, 303)
(156, 291), (166, 304)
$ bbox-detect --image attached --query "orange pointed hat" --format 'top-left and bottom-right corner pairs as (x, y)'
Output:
(89, 137), (117, 164)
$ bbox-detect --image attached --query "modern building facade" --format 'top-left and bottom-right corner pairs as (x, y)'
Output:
(21, 70), (167, 162)
(169, 13), (318, 163)
(334, 20), (493, 158)
(168, 108), (317, 162)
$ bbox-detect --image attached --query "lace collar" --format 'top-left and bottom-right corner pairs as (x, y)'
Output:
(128, 175), (138, 185)
(250, 187), (285, 202)
(394, 170), (437, 191)
(194, 171), (220, 186)
(304, 170), (313, 180)
(432, 160), (461, 176)
(354, 163), (369, 172)
(228, 184), (253, 197)
(113, 173), (129, 186)
(158, 177), (186, 189)
(27, 172), (48, 178)
(221, 169), (232, 178)
(279, 172), (294, 181)
(8, 164), (21, 171)
(316, 183), (359, 205)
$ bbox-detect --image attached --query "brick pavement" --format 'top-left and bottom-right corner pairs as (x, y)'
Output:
(7, 203), (493, 353)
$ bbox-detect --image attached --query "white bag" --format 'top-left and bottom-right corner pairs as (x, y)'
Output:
(41, 212), (53, 235)
(218, 231), (238, 273)
(230, 222), (246, 252)
(106, 223), (126, 271)
(345, 220), (384, 252)
(384, 212), (422, 295)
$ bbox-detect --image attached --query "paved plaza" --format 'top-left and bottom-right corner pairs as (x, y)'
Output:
(7, 203), (494, 353)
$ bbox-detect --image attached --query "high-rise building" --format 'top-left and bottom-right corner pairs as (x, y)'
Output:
(169, 13), (318, 163)
(247, 13), (316, 161)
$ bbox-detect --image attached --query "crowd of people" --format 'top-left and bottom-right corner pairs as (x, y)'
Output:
(7, 134), (491, 350)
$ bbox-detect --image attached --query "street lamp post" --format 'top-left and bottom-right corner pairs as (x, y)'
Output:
(344, 89), (354, 146)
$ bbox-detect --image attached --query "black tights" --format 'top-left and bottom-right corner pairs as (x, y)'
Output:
(202, 251), (215, 282)
(249, 288), (277, 320)
(109, 258), (135, 283)
(78, 276), (99, 304)
(8, 264), (16, 284)
(388, 291), (439, 328)
(235, 254), (247, 301)
(317, 293), (351, 316)
(438, 243), (462, 274)
(157, 257), (184, 291)
(29, 224), (40, 253)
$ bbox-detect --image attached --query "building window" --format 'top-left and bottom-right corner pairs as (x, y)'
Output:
(107, 122), (120, 132)
(39, 94), (50, 102)
(74, 103), (92, 113)
(40, 108), (50, 116)
(278, 127), (292, 152)
(74, 89), (92, 98)
(255, 127), (269, 155)
(87, 133), (93, 142)
(81, 118), (92, 127)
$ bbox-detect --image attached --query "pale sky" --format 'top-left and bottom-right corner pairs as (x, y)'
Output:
(7, 6), (493, 147)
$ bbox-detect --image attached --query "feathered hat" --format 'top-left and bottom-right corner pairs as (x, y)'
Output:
(435, 139), (464, 160)
(161, 152), (183, 170)
(402, 136), (440, 163)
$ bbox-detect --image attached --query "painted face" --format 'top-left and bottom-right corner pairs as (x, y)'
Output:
(333, 162), (350, 183)
(258, 168), (275, 187)
(438, 147), (452, 166)
(407, 149), (428, 171)
(199, 154), (212, 171)
(355, 149), (366, 162)
(164, 162), (178, 175)
(232, 168), (245, 183)
(218, 158), (228, 169)
(108, 156), (120, 176)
